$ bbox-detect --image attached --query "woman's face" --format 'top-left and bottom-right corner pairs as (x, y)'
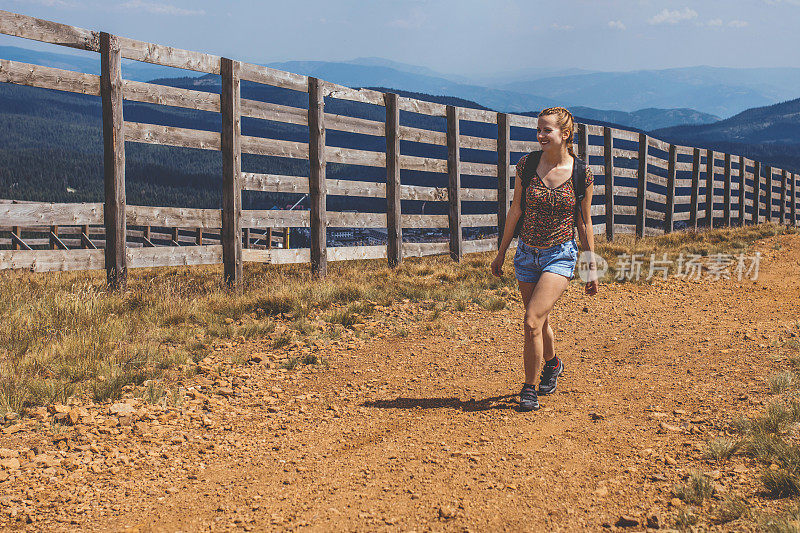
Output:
(537, 115), (568, 152)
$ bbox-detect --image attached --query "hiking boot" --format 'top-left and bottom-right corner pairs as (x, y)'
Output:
(519, 383), (540, 412)
(539, 358), (563, 395)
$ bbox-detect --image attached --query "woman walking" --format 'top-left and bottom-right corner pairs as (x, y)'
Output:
(491, 107), (599, 412)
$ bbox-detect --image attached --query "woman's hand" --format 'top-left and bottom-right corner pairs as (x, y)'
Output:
(491, 253), (505, 277)
(585, 279), (598, 296)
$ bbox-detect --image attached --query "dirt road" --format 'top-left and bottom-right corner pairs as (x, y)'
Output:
(2, 232), (800, 531)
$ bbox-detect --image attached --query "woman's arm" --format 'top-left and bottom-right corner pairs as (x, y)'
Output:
(576, 181), (598, 294)
(491, 175), (524, 277)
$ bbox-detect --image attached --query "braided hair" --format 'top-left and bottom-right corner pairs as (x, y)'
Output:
(538, 106), (576, 158)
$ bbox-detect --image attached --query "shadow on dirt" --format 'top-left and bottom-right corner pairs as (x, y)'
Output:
(362, 394), (517, 412)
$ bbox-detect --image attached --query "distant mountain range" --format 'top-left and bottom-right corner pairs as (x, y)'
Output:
(496, 66), (800, 118)
(7, 45), (794, 130)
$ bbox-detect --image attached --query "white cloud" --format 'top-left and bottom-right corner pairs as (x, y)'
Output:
(550, 23), (574, 31)
(648, 7), (698, 25)
(608, 20), (626, 30)
(729, 20), (749, 27)
(119, 0), (205, 16)
(707, 18), (723, 26)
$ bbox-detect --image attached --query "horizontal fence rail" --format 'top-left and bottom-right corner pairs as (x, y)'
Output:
(0, 10), (798, 285)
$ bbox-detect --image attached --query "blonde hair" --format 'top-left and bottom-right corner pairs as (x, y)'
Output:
(538, 106), (576, 158)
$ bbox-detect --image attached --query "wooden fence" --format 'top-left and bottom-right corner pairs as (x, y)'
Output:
(0, 10), (798, 287)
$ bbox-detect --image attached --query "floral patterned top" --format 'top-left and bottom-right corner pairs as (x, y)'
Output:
(516, 153), (594, 249)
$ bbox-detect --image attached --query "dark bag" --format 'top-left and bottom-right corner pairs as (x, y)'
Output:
(513, 151), (589, 238)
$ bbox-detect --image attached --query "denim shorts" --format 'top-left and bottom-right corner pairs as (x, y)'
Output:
(514, 239), (579, 283)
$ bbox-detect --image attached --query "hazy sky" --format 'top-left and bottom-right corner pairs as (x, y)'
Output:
(0, 0), (798, 75)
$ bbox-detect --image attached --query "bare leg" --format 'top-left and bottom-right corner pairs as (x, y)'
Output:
(518, 272), (570, 385)
(542, 313), (555, 363)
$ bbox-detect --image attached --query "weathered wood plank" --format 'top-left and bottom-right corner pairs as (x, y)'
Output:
(509, 140), (540, 153)
(401, 214), (449, 229)
(126, 205), (219, 227)
(611, 148), (638, 159)
(326, 146), (386, 167)
(117, 36), (220, 74)
(221, 57), (242, 286)
(322, 81), (384, 106)
(458, 107), (497, 124)
(447, 105), (462, 261)
(461, 161), (497, 177)
(125, 121), (221, 151)
(462, 187), (496, 202)
(603, 126), (614, 241)
(326, 113), (385, 136)
(646, 155), (669, 170)
(0, 203), (103, 226)
(327, 212), (386, 228)
(401, 184), (447, 202)
(460, 134), (496, 151)
(398, 125), (447, 146)
(612, 129), (639, 142)
(664, 144), (676, 233)
(308, 78), (327, 276)
(241, 99), (306, 125)
(101, 32), (126, 290)
(123, 79), (219, 112)
(241, 135), (308, 159)
(126, 245), (222, 269)
(385, 92), (401, 268)
(241, 173), (308, 193)
(240, 210), (310, 228)
(723, 153), (732, 226)
(647, 137), (670, 152)
(690, 148), (701, 230)
(328, 245), (387, 262)
(397, 97), (446, 117)
(0, 249), (104, 272)
(0, 59), (100, 95)
(706, 149), (715, 227)
(506, 114), (537, 128)
(328, 179), (385, 198)
(242, 248), (310, 264)
(402, 241), (450, 258)
(238, 61), (308, 92)
(497, 112), (511, 249)
(399, 155), (448, 173)
(462, 214), (497, 227)
(0, 10), (99, 51)
(462, 238), (497, 254)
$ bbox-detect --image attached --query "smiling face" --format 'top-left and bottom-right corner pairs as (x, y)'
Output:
(537, 114), (569, 153)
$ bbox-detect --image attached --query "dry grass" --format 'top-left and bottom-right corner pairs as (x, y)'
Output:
(0, 222), (792, 416)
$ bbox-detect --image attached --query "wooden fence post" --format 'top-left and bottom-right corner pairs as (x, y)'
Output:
(385, 92), (402, 268)
(11, 226), (20, 250)
(446, 105), (462, 261)
(781, 169), (788, 225)
(221, 57), (242, 287)
(100, 32), (126, 290)
(689, 148), (700, 231)
(664, 144), (676, 233)
(738, 156), (746, 227)
(723, 153), (731, 226)
(792, 172), (797, 227)
(765, 165), (773, 223)
(603, 127), (614, 241)
(705, 149), (714, 228)
(497, 112), (510, 248)
(49, 225), (58, 250)
(753, 161), (762, 224)
(308, 77), (327, 276)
